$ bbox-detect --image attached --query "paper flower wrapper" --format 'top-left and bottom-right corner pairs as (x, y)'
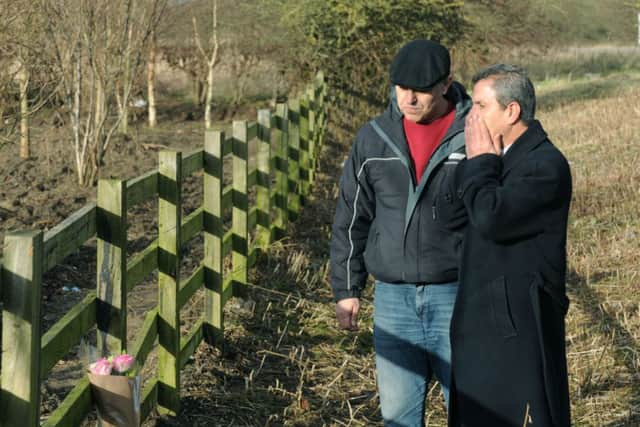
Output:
(88, 373), (141, 427)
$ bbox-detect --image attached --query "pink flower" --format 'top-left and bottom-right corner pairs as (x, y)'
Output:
(112, 354), (135, 374)
(89, 358), (113, 375)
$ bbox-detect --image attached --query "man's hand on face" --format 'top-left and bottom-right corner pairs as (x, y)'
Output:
(336, 297), (360, 331)
(464, 112), (503, 159)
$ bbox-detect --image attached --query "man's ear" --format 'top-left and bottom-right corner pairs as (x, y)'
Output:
(506, 101), (522, 125)
(442, 74), (454, 95)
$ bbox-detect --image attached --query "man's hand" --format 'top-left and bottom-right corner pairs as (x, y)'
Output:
(465, 112), (503, 159)
(336, 298), (360, 331)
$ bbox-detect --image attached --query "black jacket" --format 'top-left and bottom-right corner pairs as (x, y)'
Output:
(448, 121), (572, 426)
(330, 82), (471, 301)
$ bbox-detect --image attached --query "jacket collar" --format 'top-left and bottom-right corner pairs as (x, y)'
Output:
(502, 120), (548, 176)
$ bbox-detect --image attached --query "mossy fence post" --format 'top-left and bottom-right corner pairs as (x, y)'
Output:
(0, 231), (43, 427)
(203, 130), (225, 346)
(157, 151), (182, 415)
(255, 109), (272, 252)
(272, 103), (289, 240)
(96, 179), (128, 357)
(232, 121), (249, 299)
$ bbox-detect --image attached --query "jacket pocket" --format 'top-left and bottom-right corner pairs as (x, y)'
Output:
(489, 276), (518, 338)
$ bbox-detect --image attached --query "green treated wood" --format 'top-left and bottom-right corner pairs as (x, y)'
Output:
(248, 207), (258, 235)
(203, 130), (225, 346)
(272, 103), (289, 240)
(232, 120), (249, 298)
(130, 309), (157, 367)
(126, 241), (158, 293)
(157, 150), (182, 416)
(40, 377), (91, 427)
(299, 94), (311, 199)
(287, 99), (301, 221)
(179, 318), (204, 370)
(180, 207), (203, 246)
(40, 292), (97, 378)
(140, 378), (159, 423)
(306, 86), (318, 183)
(255, 109), (272, 251)
(177, 264), (204, 310)
(222, 276), (234, 305)
(126, 169), (158, 207)
(0, 231), (43, 427)
(96, 179), (127, 357)
(222, 136), (233, 156)
(247, 169), (257, 188)
(246, 121), (258, 141)
(43, 204), (96, 272)
(181, 149), (204, 179)
(222, 184), (232, 210)
(222, 229), (233, 258)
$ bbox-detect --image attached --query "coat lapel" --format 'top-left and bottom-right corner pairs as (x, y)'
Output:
(501, 121), (548, 178)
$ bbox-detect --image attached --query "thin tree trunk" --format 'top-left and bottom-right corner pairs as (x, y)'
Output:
(73, 50), (84, 186)
(18, 66), (30, 159)
(119, 28), (132, 135)
(147, 31), (157, 127)
(204, 65), (214, 129)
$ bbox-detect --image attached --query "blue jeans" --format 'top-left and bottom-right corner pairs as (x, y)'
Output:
(373, 281), (458, 427)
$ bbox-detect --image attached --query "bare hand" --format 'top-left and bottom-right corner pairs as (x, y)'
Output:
(464, 112), (503, 159)
(336, 298), (360, 331)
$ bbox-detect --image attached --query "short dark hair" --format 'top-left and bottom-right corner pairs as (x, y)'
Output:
(472, 64), (536, 125)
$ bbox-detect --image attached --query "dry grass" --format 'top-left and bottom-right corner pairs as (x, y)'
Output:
(538, 80), (640, 426)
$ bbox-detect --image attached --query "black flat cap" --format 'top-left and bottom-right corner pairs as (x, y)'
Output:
(390, 39), (450, 91)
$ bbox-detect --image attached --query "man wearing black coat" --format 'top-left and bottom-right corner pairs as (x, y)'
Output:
(446, 64), (572, 426)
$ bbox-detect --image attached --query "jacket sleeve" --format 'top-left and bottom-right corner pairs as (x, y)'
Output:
(330, 133), (375, 301)
(456, 151), (571, 242)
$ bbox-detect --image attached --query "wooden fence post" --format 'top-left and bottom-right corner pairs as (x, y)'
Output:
(157, 150), (182, 416)
(287, 99), (301, 221)
(299, 94), (311, 200)
(0, 231), (43, 427)
(255, 109), (272, 251)
(306, 86), (317, 185)
(96, 180), (127, 356)
(203, 130), (224, 346)
(232, 121), (248, 298)
(272, 103), (289, 240)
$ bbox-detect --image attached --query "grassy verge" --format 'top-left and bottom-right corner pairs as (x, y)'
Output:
(539, 81), (640, 426)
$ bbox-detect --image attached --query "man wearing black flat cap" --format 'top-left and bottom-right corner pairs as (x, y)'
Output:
(330, 39), (471, 425)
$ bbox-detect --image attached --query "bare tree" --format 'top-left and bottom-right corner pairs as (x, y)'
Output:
(41, 0), (166, 185)
(0, 1), (57, 157)
(192, 0), (220, 129)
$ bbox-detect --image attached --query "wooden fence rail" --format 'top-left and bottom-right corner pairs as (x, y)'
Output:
(0, 72), (327, 426)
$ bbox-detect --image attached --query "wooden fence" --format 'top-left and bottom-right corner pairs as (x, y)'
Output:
(0, 72), (327, 426)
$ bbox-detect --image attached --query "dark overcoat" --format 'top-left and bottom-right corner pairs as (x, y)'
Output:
(444, 121), (572, 426)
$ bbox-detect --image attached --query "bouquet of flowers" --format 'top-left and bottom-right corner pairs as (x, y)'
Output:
(88, 353), (141, 427)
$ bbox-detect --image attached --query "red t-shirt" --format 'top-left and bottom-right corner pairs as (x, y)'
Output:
(403, 106), (455, 182)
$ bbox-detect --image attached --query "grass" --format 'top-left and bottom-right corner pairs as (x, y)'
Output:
(538, 81), (640, 426)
